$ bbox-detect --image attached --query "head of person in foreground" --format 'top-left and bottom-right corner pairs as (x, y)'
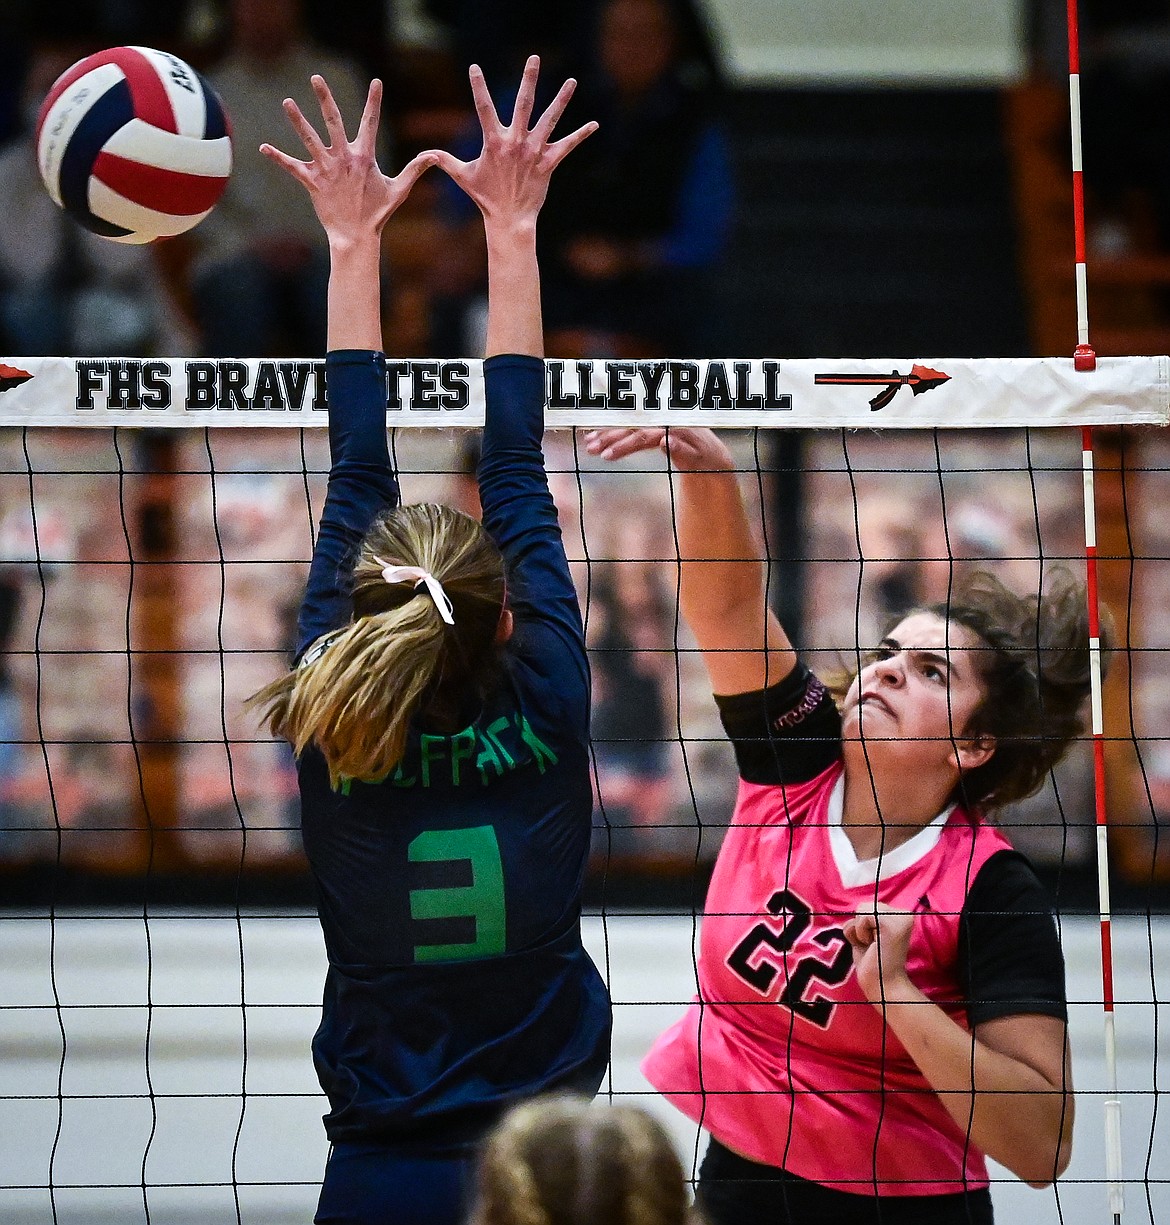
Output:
(468, 1094), (699, 1225)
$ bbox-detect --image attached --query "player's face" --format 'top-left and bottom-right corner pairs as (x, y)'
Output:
(841, 611), (991, 770)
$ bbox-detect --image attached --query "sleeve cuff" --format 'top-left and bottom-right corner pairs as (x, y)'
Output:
(324, 350), (390, 463)
(483, 354), (545, 371)
(325, 349), (387, 391)
(326, 348), (385, 366)
(714, 664), (816, 731)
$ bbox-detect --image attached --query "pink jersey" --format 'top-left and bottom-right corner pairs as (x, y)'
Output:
(642, 761), (1014, 1195)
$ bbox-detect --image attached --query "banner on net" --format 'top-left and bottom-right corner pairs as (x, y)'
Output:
(0, 355), (1167, 428)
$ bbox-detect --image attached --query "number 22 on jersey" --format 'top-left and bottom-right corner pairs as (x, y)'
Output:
(725, 887), (854, 1028)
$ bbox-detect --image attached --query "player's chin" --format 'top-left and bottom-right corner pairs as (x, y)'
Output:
(842, 706), (883, 742)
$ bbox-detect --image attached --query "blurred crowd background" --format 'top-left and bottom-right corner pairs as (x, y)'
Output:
(0, 0), (735, 363)
(4, 0), (1170, 363)
(1, 0), (1169, 905)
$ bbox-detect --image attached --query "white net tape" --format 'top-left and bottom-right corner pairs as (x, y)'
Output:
(1, 355), (1167, 428)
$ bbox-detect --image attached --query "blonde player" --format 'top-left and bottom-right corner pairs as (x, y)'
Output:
(253, 60), (604, 1225)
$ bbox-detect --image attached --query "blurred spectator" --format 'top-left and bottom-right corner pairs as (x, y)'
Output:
(0, 42), (196, 357)
(1078, 0), (1170, 253)
(420, 0), (595, 94)
(301, 0), (393, 81)
(469, 1094), (697, 1225)
(0, 0), (194, 142)
(189, 0), (392, 81)
(588, 557), (676, 857)
(188, 0), (366, 356)
(0, 41), (28, 145)
(428, 0), (731, 358)
(82, 0), (193, 44)
(537, 0), (733, 357)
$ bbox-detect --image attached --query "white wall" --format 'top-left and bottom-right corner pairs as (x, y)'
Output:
(2, 913), (1168, 1224)
(699, 0), (1027, 85)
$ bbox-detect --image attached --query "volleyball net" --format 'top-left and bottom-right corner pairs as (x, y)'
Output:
(1, 354), (1168, 1224)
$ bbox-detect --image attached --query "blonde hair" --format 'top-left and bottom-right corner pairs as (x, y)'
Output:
(248, 503), (506, 786)
(470, 1095), (696, 1225)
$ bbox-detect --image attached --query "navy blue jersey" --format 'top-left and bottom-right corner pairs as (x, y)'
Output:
(294, 351), (610, 1152)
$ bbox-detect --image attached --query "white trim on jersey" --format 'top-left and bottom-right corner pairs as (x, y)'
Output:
(825, 774), (956, 888)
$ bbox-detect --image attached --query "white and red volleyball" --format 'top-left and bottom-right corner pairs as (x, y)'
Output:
(34, 46), (232, 245)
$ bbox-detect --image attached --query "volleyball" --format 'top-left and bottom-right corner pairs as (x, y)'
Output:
(34, 46), (232, 245)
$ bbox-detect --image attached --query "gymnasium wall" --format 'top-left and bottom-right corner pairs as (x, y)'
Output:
(697, 0), (1027, 85)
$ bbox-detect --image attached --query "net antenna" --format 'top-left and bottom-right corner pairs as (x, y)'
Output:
(1067, 0), (1095, 377)
(1067, 0), (1122, 1219)
(1067, 0), (1125, 1216)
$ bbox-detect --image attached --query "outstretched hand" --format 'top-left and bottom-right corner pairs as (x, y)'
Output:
(261, 76), (435, 243)
(430, 55), (597, 229)
(583, 427), (736, 472)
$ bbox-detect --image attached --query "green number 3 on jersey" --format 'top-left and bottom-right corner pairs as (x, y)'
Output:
(408, 826), (507, 962)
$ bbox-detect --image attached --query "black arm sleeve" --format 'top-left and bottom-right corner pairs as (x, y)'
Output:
(959, 850), (1068, 1026)
(713, 664), (843, 785)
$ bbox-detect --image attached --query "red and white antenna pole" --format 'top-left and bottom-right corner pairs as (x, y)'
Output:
(1080, 424), (1124, 1224)
(1068, 0), (1122, 1218)
(1067, 0), (1096, 371)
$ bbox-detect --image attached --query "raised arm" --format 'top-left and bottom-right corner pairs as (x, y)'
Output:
(585, 427), (796, 695)
(430, 59), (597, 697)
(262, 76), (435, 350)
(260, 76), (436, 655)
(431, 57), (596, 357)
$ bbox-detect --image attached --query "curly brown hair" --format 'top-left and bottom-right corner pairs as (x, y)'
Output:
(920, 569), (1109, 810)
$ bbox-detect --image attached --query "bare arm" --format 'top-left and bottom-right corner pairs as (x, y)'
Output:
(844, 906), (1074, 1186)
(260, 76), (435, 351)
(584, 427), (796, 694)
(431, 56), (596, 357)
(428, 57), (599, 693)
(257, 76), (433, 649)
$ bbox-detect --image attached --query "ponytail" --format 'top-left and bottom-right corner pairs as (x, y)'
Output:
(248, 503), (506, 787)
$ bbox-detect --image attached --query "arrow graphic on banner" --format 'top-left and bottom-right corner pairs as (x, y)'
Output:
(0, 364), (33, 394)
(814, 364), (951, 411)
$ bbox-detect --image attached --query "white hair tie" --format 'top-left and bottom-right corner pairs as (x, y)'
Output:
(378, 563), (455, 626)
